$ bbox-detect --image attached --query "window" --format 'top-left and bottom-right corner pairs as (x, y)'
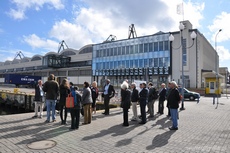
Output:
(122, 46), (126, 55)
(154, 58), (159, 67)
(164, 57), (169, 67)
(103, 49), (107, 57)
(130, 45), (134, 54)
(122, 61), (125, 68)
(149, 43), (153, 52)
(182, 39), (187, 66)
(149, 58), (153, 67)
(164, 41), (169, 50)
(159, 58), (163, 67)
(144, 43), (148, 52)
(118, 61), (121, 68)
(96, 50), (99, 57)
(100, 50), (103, 57)
(159, 41), (163, 51)
(144, 59), (148, 67)
(130, 60), (134, 68)
(110, 61), (114, 69)
(126, 60), (130, 68)
(154, 42), (158, 51)
(134, 59), (138, 67)
(109, 48), (113, 56)
(118, 47), (121, 55)
(134, 45), (138, 54)
(114, 61), (118, 69)
(139, 44), (143, 53)
(126, 46), (130, 54)
(114, 48), (117, 56)
(139, 59), (144, 67)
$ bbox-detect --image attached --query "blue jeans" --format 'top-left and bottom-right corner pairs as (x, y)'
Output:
(46, 99), (57, 121)
(170, 108), (178, 128)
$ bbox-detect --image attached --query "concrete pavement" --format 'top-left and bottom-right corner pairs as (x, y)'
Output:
(1, 96), (230, 153)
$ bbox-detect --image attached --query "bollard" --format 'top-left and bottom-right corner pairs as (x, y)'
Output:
(197, 98), (200, 104)
(213, 96), (215, 105)
(24, 95), (27, 112)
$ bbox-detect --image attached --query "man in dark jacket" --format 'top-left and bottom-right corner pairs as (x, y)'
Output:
(102, 79), (115, 115)
(139, 83), (148, 124)
(158, 83), (167, 114)
(147, 82), (157, 118)
(42, 74), (59, 123)
(32, 80), (45, 119)
(167, 81), (180, 130)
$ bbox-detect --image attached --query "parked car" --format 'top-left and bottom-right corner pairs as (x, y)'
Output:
(178, 88), (200, 101)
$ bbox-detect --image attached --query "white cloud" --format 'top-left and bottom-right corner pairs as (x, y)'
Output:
(23, 34), (58, 52)
(7, 0), (65, 20)
(217, 46), (230, 61)
(208, 12), (230, 43)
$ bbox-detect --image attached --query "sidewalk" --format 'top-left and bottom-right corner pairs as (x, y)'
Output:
(0, 97), (230, 153)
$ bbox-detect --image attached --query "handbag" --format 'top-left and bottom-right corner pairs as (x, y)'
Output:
(66, 94), (74, 108)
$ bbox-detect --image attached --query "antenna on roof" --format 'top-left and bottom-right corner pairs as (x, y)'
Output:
(58, 40), (68, 53)
(128, 24), (137, 39)
(14, 51), (25, 60)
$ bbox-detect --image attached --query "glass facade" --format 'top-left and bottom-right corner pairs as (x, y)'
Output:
(92, 33), (171, 76)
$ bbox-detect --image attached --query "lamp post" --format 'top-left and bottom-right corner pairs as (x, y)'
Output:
(215, 29), (222, 104)
(169, 22), (197, 110)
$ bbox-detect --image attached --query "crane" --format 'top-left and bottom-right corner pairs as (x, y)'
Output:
(103, 34), (117, 43)
(128, 24), (137, 39)
(14, 51), (25, 60)
(58, 40), (68, 53)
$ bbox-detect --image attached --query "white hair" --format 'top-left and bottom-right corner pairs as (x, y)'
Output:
(121, 81), (129, 90)
(171, 81), (178, 87)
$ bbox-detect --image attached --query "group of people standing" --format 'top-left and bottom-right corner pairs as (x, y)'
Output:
(32, 74), (99, 130)
(32, 74), (180, 131)
(120, 80), (180, 130)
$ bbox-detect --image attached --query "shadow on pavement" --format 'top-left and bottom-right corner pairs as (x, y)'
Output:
(82, 122), (137, 141)
(146, 130), (176, 150)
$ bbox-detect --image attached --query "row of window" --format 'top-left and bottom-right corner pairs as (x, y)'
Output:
(95, 58), (170, 70)
(95, 41), (169, 57)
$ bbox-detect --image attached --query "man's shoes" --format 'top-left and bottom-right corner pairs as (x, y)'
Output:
(102, 112), (106, 114)
(52, 120), (56, 122)
(32, 115), (38, 118)
(122, 123), (129, 127)
(82, 123), (88, 125)
(44, 120), (50, 123)
(39, 116), (42, 119)
(69, 128), (76, 131)
(169, 127), (178, 130)
(147, 115), (154, 118)
(139, 121), (146, 124)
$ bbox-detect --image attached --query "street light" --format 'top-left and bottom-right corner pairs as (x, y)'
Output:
(214, 29), (222, 105)
(169, 22), (197, 110)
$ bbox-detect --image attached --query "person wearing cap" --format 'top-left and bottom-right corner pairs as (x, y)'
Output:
(102, 79), (115, 115)
(158, 83), (167, 114)
(167, 81), (180, 130)
(139, 82), (148, 124)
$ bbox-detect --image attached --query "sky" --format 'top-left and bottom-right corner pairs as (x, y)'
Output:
(0, 0), (230, 71)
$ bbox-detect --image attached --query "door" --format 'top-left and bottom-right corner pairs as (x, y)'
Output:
(209, 82), (215, 93)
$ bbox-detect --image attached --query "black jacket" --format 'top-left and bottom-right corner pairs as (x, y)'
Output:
(131, 87), (139, 102)
(159, 88), (167, 101)
(103, 84), (115, 98)
(91, 87), (99, 100)
(167, 88), (180, 109)
(34, 84), (43, 102)
(43, 80), (59, 100)
(139, 87), (148, 105)
(121, 89), (131, 109)
(59, 84), (70, 106)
